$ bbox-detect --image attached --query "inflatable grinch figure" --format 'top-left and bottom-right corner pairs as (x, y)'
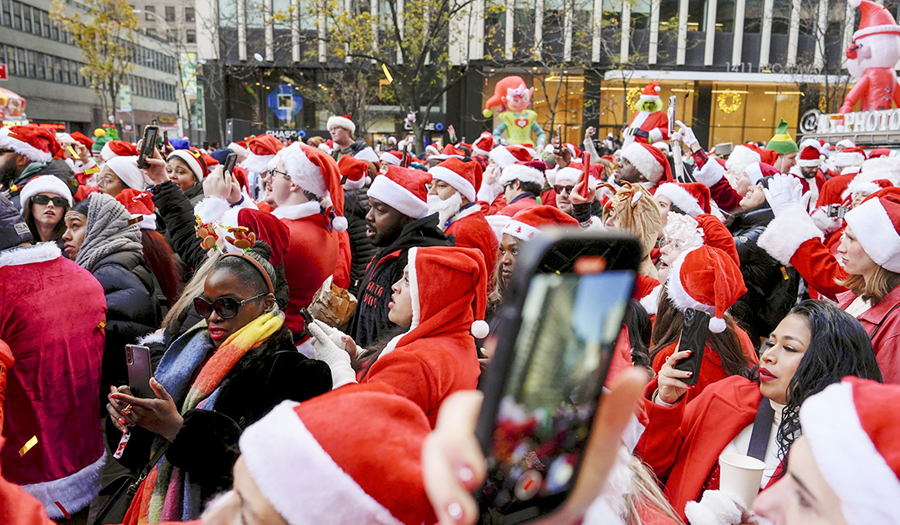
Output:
(622, 82), (669, 146)
(91, 127), (118, 156)
(483, 76), (546, 153)
(840, 0), (900, 113)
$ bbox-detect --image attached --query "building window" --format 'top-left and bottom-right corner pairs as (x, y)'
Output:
(12, 0), (21, 30)
(165, 5), (175, 21)
(144, 5), (155, 21)
(184, 7), (194, 21)
(186, 29), (196, 43)
(716, 0), (734, 33)
(22, 4), (31, 33)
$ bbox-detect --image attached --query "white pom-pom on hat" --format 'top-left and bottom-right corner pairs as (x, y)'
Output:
(332, 215), (348, 232)
(471, 320), (490, 339)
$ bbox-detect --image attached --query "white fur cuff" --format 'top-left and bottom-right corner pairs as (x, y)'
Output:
(684, 490), (744, 525)
(757, 205), (824, 266)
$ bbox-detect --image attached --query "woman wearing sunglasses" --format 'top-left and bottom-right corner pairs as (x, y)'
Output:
(106, 245), (331, 522)
(18, 175), (72, 250)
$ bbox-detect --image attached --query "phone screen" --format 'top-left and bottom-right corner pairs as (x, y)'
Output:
(138, 126), (158, 169)
(478, 267), (634, 521)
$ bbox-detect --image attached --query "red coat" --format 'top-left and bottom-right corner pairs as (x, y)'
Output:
(445, 208), (499, 277)
(816, 172), (855, 207)
(839, 285), (900, 384)
(497, 195), (539, 217)
(624, 110), (670, 146)
(635, 376), (768, 520)
(0, 243), (106, 517)
(479, 194), (508, 216)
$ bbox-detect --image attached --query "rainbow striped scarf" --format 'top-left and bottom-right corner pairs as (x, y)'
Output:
(125, 311), (284, 524)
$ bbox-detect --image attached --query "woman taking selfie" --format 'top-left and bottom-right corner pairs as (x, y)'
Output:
(107, 245), (331, 522)
(635, 300), (882, 521)
(18, 175), (71, 249)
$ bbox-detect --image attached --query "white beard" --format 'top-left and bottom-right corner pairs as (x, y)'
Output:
(427, 192), (463, 230)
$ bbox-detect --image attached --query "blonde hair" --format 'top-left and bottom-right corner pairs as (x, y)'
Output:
(162, 251), (223, 329)
(625, 456), (684, 525)
(838, 265), (900, 304)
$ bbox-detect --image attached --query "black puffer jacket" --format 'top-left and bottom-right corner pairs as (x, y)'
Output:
(729, 207), (805, 343)
(344, 187), (377, 295)
(151, 181), (206, 271)
(92, 250), (160, 394)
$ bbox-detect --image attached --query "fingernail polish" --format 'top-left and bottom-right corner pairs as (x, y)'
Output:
(457, 465), (474, 485)
(118, 418), (126, 426)
(446, 501), (464, 522)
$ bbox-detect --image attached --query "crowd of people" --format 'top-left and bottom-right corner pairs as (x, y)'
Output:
(1, 96), (899, 525)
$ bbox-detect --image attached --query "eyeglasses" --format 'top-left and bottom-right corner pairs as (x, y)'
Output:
(193, 293), (268, 319)
(268, 168), (290, 181)
(0, 148), (15, 155)
(502, 181), (516, 189)
(554, 185), (575, 195)
(31, 195), (69, 207)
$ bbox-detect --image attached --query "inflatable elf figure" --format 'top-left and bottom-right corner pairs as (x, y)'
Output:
(622, 82), (669, 147)
(483, 76), (546, 154)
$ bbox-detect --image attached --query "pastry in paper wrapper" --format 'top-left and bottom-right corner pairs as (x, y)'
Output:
(307, 275), (357, 330)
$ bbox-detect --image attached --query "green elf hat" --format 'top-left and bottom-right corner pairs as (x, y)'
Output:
(768, 119), (798, 154)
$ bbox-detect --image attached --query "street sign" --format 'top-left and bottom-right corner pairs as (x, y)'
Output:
(0, 64), (7, 81)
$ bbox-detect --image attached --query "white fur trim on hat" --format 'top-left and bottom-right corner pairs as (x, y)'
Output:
(859, 156), (900, 185)
(409, 247), (421, 331)
(486, 214), (511, 243)
(227, 142), (250, 158)
(429, 166), (476, 202)
(724, 145), (762, 176)
(240, 401), (404, 525)
(327, 115), (357, 134)
(282, 144), (328, 198)
(554, 167), (582, 185)
(380, 152), (401, 166)
(368, 174), (429, 219)
(848, 180), (884, 197)
(800, 381), (900, 525)
(638, 284), (662, 316)
(757, 204), (824, 266)
(131, 213), (157, 230)
(845, 195), (900, 273)
(498, 164), (545, 186)
(620, 143), (663, 183)
(242, 152), (275, 174)
(0, 242), (61, 268)
(655, 183), (704, 217)
(354, 147), (380, 163)
(0, 127), (53, 163)
(834, 150), (866, 168)
(167, 150), (205, 182)
(490, 146), (518, 169)
(19, 175), (73, 207)
(105, 156), (147, 190)
(501, 220), (542, 242)
(99, 142), (117, 163)
(665, 247), (727, 333)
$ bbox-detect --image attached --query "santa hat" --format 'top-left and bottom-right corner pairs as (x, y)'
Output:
(380, 151), (402, 166)
(100, 140), (138, 162)
(486, 214), (511, 243)
(338, 155), (371, 191)
(326, 114), (356, 134)
(836, 138), (857, 150)
(799, 376), (900, 524)
(318, 139), (335, 156)
(844, 187), (900, 272)
(236, 208), (291, 266)
(725, 144), (780, 175)
(490, 145), (532, 169)
(797, 144), (825, 168)
(167, 149), (210, 183)
(472, 132), (495, 156)
(105, 156), (147, 190)
(868, 148), (893, 159)
(441, 143), (466, 158)
(695, 214), (740, 266)
(227, 141), (250, 158)
(56, 133), (74, 145)
(243, 134), (284, 174)
(199, 149), (219, 167)
(834, 146), (867, 168)
(498, 162), (545, 187)
(69, 131), (94, 150)
(114, 189), (156, 230)
(666, 245), (746, 333)
(429, 157), (483, 202)
(851, 0), (900, 40)
(281, 143), (348, 232)
(239, 386), (437, 525)
(848, 178), (894, 198)
(846, 157), (900, 199)
(368, 165), (430, 219)
(619, 142), (672, 184)
(746, 162), (781, 184)
(354, 147), (380, 164)
(19, 175), (73, 208)
(424, 143), (441, 159)
(0, 126), (61, 163)
(655, 182), (711, 217)
(502, 205), (579, 242)
(639, 82), (661, 101)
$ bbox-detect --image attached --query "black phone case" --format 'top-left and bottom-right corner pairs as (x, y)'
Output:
(137, 127), (158, 169)
(224, 153), (237, 174)
(673, 308), (710, 386)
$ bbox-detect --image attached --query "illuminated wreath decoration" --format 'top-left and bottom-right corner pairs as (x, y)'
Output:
(626, 88), (642, 111)
(717, 89), (742, 114)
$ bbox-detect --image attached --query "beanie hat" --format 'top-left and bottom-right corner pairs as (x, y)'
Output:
(209, 147), (233, 165)
(380, 151), (402, 166)
(243, 134), (284, 173)
(834, 146), (867, 168)
(472, 131), (495, 156)
(0, 126), (60, 163)
(767, 119), (798, 154)
(19, 175), (73, 208)
(746, 162), (781, 184)
(69, 131), (94, 150)
(338, 155), (371, 190)
(167, 149), (210, 183)
(326, 114), (356, 134)
(498, 162), (545, 187)
(619, 142), (672, 184)
(797, 144), (824, 168)
(843, 187), (900, 272)
(281, 143), (348, 232)
(666, 245), (746, 333)
(639, 81), (661, 101)
(490, 145), (533, 169)
(799, 376), (900, 524)
(100, 140), (138, 162)
(239, 386), (437, 525)
(227, 141), (250, 159)
(168, 137), (190, 150)
(694, 214), (740, 266)
(851, 0), (900, 40)
(429, 157), (483, 202)
(502, 205), (579, 242)
(367, 165), (430, 219)
(105, 156), (147, 190)
(0, 194), (33, 250)
(725, 144), (780, 176)
(114, 189), (156, 230)
(655, 182), (710, 217)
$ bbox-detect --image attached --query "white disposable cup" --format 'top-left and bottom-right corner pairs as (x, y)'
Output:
(718, 453), (766, 508)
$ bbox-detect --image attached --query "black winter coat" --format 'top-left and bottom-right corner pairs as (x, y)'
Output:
(107, 325), (331, 506)
(151, 181), (206, 271)
(344, 188), (377, 296)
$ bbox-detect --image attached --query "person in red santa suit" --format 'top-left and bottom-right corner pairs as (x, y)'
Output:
(426, 157), (499, 275)
(614, 142), (673, 195)
(635, 300), (881, 523)
(815, 146), (867, 208)
(758, 178), (900, 383)
(622, 82), (669, 147)
(792, 139), (828, 213)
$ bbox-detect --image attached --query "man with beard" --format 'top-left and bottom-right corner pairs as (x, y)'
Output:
(350, 165), (451, 348)
(427, 158), (498, 275)
(1, 127), (75, 210)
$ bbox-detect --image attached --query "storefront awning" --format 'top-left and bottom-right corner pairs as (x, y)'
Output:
(0, 87), (27, 121)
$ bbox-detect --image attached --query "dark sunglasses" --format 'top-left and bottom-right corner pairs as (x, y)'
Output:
(554, 185), (575, 195)
(31, 195), (69, 207)
(193, 293), (268, 319)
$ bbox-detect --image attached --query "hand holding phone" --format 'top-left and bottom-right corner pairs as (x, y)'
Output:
(137, 125), (159, 169)
(125, 344), (153, 399)
(673, 308), (709, 387)
(223, 152), (238, 175)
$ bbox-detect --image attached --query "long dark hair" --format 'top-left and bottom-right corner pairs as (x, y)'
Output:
(626, 299), (653, 370)
(649, 287), (750, 377)
(23, 199), (68, 243)
(754, 300), (882, 464)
